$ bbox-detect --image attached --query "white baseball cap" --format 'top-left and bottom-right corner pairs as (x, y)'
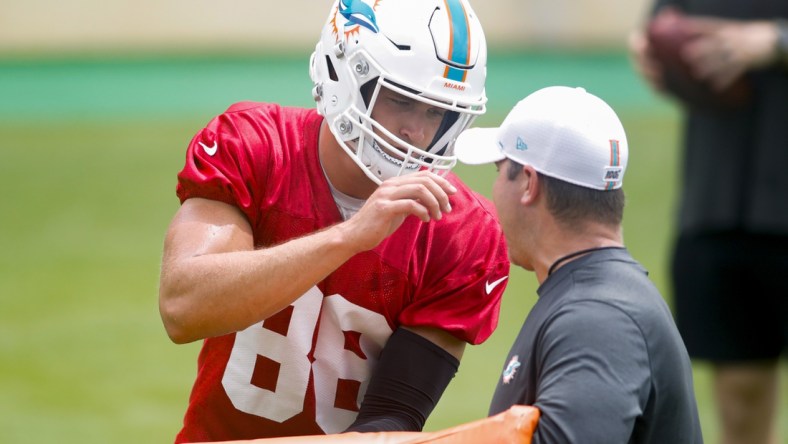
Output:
(455, 86), (628, 190)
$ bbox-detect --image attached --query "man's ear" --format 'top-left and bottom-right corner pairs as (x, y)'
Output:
(520, 165), (540, 205)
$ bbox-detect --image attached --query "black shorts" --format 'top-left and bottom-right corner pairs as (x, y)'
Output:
(672, 231), (788, 363)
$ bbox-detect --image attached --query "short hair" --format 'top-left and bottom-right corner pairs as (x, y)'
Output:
(506, 159), (625, 228)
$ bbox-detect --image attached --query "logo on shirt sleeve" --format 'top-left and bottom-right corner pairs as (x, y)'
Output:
(199, 141), (218, 156)
(485, 276), (508, 295)
(502, 355), (521, 384)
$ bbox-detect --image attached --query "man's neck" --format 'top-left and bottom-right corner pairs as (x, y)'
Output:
(531, 224), (623, 284)
(318, 122), (377, 200)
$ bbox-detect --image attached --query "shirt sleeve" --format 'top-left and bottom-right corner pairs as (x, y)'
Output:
(397, 190), (510, 345)
(176, 104), (267, 220)
(532, 300), (651, 444)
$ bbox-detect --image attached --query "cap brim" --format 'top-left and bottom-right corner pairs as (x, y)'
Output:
(454, 127), (506, 165)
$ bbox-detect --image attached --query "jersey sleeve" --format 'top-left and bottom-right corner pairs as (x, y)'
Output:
(531, 300), (651, 444)
(397, 190), (510, 345)
(176, 103), (267, 220)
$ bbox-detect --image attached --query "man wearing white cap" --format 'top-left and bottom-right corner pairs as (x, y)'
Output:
(455, 86), (703, 443)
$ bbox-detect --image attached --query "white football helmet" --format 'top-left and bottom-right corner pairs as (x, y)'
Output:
(310, 0), (488, 184)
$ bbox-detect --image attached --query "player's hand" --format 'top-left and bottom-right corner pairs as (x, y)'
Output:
(339, 171), (456, 252)
(682, 19), (780, 91)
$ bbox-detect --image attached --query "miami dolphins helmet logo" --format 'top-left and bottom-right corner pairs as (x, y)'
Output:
(331, 0), (382, 41)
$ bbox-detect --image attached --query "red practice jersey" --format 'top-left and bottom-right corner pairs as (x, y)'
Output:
(173, 103), (509, 442)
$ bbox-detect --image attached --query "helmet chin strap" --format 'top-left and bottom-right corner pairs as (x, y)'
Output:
(359, 139), (420, 183)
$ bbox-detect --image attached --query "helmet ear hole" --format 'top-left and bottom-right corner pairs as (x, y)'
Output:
(360, 79), (379, 108)
(429, 110), (460, 157)
(325, 55), (338, 82)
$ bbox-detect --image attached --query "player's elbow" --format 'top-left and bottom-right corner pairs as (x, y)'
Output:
(159, 280), (200, 344)
(159, 299), (191, 344)
(160, 311), (193, 344)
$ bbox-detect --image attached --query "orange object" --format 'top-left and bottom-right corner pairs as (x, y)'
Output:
(203, 405), (540, 444)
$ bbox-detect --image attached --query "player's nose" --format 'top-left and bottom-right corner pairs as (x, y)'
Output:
(398, 115), (428, 146)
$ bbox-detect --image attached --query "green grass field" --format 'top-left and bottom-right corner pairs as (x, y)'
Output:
(0, 51), (785, 443)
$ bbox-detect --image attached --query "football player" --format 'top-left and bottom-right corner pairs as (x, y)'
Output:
(158, 0), (510, 442)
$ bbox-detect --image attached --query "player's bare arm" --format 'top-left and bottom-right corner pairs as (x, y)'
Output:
(159, 172), (455, 344)
(159, 197), (360, 343)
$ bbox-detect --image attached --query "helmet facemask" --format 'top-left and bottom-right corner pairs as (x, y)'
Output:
(347, 74), (481, 183)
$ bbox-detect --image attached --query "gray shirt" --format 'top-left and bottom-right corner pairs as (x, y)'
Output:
(489, 248), (702, 443)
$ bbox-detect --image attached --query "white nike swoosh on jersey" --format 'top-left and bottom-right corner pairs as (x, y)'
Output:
(485, 276), (508, 294)
(199, 141), (218, 156)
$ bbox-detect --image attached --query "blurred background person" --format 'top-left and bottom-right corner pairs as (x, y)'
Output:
(629, 2), (788, 443)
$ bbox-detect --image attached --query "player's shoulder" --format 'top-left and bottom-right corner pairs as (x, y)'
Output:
(443, 173), (500, 226)
(222, 102), (318, 122)
(224, 101), (268, 114)
(421, 173), (505, 254)
(207, 102), (321, 146)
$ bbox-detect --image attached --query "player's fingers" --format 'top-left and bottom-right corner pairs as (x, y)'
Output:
(384, 182), (445, 221)
(367, 196), (431, 224)
(415, 173), (456, 214)
(433, 173), (459, 198)
(345, 199), (423, 251)
(385, 199), (432, 223)
(381, 172), (455, 213)
(397, 170), (458, 197)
